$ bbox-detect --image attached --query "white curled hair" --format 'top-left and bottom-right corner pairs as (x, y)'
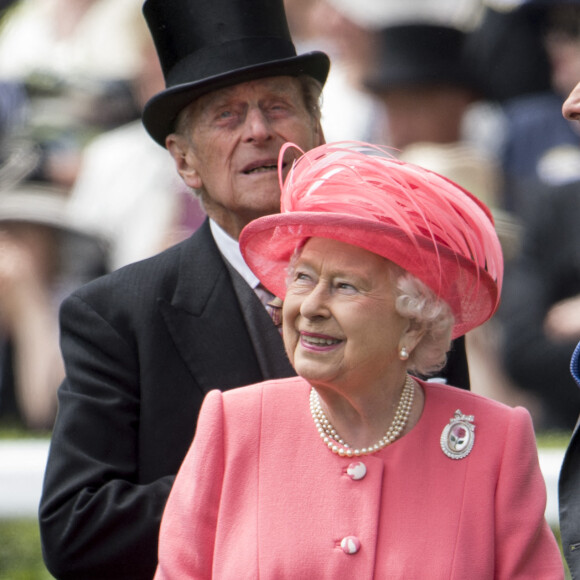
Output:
(393, 271), (454, 377)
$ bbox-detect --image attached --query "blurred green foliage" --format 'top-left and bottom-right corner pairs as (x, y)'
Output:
(0, 519), (53, 580)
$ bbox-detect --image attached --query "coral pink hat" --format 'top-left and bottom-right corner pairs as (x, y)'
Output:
(239, 142), (503, 338)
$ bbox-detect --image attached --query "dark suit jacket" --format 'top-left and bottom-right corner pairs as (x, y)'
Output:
(560, 342), (580, 578)
(561, 419), (580, 578)
(39, 219), (470, 579)
(39, 221), (294, 579)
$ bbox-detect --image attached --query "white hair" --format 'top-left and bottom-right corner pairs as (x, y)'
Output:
(393, 272), (454, 376)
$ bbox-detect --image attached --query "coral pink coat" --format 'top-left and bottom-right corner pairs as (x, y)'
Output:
(155, 377), (564, 579)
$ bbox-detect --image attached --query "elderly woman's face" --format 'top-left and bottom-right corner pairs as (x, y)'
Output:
(283, 238), (410, 393)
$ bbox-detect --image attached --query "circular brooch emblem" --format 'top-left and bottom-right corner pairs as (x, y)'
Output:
(440, 409), (475, 460)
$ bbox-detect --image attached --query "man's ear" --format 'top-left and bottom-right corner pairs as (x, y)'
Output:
(166, 134), (203, 190)
(315, 120), (326, 146)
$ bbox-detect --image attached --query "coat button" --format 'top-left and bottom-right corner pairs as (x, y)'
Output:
(346, 461), (367, 480)
(340, 536), (361, 554)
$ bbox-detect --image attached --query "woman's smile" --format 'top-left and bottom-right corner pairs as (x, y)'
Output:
(299, 332), (343, 351)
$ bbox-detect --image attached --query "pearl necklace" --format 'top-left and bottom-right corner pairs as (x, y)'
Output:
(309, 375), (415, 456)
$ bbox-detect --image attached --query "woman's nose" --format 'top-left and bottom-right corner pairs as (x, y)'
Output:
(300, 284), (330, 319)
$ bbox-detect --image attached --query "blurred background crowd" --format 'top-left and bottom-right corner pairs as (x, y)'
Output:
(1, 0), (580, 435)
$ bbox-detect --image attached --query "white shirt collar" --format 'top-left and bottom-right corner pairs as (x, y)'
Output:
(209, 219), (260, 289)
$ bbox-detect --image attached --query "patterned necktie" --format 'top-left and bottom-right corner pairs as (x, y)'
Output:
(255, 284), (283, 330)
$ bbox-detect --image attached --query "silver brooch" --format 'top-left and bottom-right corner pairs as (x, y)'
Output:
(440, 409), (475, 460)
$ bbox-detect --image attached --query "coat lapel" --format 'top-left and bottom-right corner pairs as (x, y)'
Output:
(225, 261), (295, 380)
(159, 220), (292, 394)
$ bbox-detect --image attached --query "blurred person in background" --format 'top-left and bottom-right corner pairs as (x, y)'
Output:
(485, 0), (580, 431)
(0, 0), (144, 188)
(497, 171), (580, 431)
(365, 21), (483, 152)
(558, 65), (580, 578)
(0, 140), (106, 430)
(284, 0), (385, 144)
(466, 0), (580, 219)
(363, 11), (495, 394)
(66, 2), (205, 270)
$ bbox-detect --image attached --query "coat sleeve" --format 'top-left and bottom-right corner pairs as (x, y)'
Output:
(39, 293), (173, 580)
(494, 406), (564, 578)
(155, 390), (225, 579)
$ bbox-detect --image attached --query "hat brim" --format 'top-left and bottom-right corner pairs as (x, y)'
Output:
(0, 186), (95, 238)
(142, 51), (330, 147)
(240, 212), (500, 339)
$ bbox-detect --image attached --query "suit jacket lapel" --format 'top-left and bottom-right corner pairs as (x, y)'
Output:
(225, 261), (295, 380)
(159, 221), (265, 393)
(159, 220), (294, 394)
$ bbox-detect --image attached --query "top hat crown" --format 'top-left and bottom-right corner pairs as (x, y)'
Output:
(142, 0), (330, 146)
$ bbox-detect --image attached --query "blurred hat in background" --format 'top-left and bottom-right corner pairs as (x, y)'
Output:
(365, 23), (482, 95)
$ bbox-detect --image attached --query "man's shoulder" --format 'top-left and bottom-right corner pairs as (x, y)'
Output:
(65, 224), (216, 308)
(75, 241), (184, 299)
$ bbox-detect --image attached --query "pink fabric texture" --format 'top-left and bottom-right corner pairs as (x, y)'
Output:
(155, 378), (563, 579)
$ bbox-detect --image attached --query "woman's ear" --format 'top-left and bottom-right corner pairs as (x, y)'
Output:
(166, 134), (203, 190)
(399, 320), (426, 358)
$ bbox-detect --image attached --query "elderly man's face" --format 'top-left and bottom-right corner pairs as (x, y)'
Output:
(167, 76), (323, 239)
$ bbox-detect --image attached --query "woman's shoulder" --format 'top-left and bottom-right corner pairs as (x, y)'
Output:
(421, 379), (531, 423)
(201, 378), (312, 448)
(212, 376), (311, 411)
(419, 380), (536, 460)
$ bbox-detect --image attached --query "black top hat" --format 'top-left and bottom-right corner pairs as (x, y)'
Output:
(141, 0), (330, 146)
(464, 5), (552, 102)
(365, 24), (481, 95)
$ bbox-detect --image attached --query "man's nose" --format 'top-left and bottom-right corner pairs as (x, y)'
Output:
(563, 82), (580, 121)
(242, 107), (273, 142)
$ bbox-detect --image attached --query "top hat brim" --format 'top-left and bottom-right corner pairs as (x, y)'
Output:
(142, 51), (330, 147)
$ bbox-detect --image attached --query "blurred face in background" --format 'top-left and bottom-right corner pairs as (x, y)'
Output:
(544, 5), (580, 99)
(379, 85), (475, 150)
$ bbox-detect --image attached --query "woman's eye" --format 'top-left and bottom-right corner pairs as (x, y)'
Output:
(337, 282), (357, 293)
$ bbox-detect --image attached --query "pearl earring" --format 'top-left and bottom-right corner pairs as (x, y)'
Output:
(399, 346), (409, 360)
